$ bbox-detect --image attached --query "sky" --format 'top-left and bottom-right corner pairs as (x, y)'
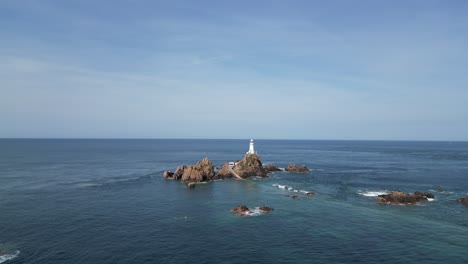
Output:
(1, 0), (468, 140)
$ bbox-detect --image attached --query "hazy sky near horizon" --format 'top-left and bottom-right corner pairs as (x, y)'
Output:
(1, 0), (468, 140)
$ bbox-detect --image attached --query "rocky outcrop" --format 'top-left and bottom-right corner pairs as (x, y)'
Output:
(163, 170), (174, 179)
(181, 157), (216, 182)
(264, 164), (282, 173)
(173, 165), (187, 180)
(163, 158), (215, 182)
(456, 195), (468, 205)
(231, 205), (274, 215)
(231, 205), (252, 215)
(233, 154), (267, 178)
(259, 206), (273, 212)
(214, 162), (234, 179)
(377, 191), (434, 205)
(285, 164), (310, 173)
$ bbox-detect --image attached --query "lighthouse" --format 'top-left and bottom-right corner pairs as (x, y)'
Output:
(247, 139), (255, 155)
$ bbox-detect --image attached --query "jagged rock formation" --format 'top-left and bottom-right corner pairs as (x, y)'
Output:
(285, 164), (310, 173)
(457, 195), (468, 205)
(181, 157), (216, 182)
(264, 164), (282, 173)
(173, 165), (187, 180)
(214, 162), (234, 179)
(233, 154), (267, 178)
(377, 191), (434, 205)
(163, 158), (215, 182)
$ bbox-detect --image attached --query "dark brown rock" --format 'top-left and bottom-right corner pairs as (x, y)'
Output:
(214, 162), (234, 179)
(377, 191), (434, 205)
(163, 170), (174, 179)
(181, 157), (216, 182)
(259, 206), (273, 212)
(233, 154), (267, 178)
(173, 165), (187, 180)
(414, 191), (435, 199)
(285, 164), (310, 173)
(305, 192), (316, 196)
(289, 195), (300, 199)
(264, 164), (282, 173)
(456, 195), (468, 205)
(231, 205), (252, 215)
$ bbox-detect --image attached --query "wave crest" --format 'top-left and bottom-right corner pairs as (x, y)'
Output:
(0, 250), (20, 263)
(357, 191), (389, 197)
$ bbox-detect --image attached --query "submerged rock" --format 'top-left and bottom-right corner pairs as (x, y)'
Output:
(456, 195), (468, 205)
(285, 164), (310, 173)
(231, 205), (252, 215)
(264, 164), (282, 173)
(233, 154), (268, 178)
(377, 191), (434, 205)
(187, 182), (196, 189)
(414, 191), (434, 199)
(259, 206), (273, 212)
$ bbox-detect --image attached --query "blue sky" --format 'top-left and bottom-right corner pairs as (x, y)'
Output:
(1, 0), (468, 140)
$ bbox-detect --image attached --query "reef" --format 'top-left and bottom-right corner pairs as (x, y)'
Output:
(231, 204), (273, 216)
(264, 164), (282, 173)
(456, 194), (468, 205)
(377, 191), (434, 205)
(285, 164), (310, 173)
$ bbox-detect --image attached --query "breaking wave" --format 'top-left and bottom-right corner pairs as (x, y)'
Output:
(242, 207), (266, 217)
(357, 191), (389, 197)
(0, 250), (20, 263)
(272, 184), (315, 195)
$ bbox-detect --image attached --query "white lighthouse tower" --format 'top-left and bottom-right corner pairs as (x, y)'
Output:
(247, 139), (255, 155)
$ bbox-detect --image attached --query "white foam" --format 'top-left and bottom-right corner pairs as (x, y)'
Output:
(427, 198), (435, 202)
(358, 191), (389, 197)
(246, 207), (263, 216)
(0, 250), (20, 263)
(273, 184), (314, 195)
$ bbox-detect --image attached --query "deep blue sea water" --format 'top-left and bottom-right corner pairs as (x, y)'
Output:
(1, 139), (468, 263)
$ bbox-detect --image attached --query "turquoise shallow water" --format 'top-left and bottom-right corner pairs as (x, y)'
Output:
(0, 139), (468, 263)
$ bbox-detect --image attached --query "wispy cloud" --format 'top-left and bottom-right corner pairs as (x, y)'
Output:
(1, 1), (468, 139)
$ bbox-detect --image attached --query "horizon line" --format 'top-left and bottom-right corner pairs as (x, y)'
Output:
(0, 137), (466, 143)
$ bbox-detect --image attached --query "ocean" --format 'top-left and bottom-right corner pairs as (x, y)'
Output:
(1, 139), (467, 263)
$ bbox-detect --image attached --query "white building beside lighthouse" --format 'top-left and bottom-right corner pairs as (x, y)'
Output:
(246, 139), (256, 155)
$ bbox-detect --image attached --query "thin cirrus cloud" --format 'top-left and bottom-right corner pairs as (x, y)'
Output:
(0, 0), (467, 140)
